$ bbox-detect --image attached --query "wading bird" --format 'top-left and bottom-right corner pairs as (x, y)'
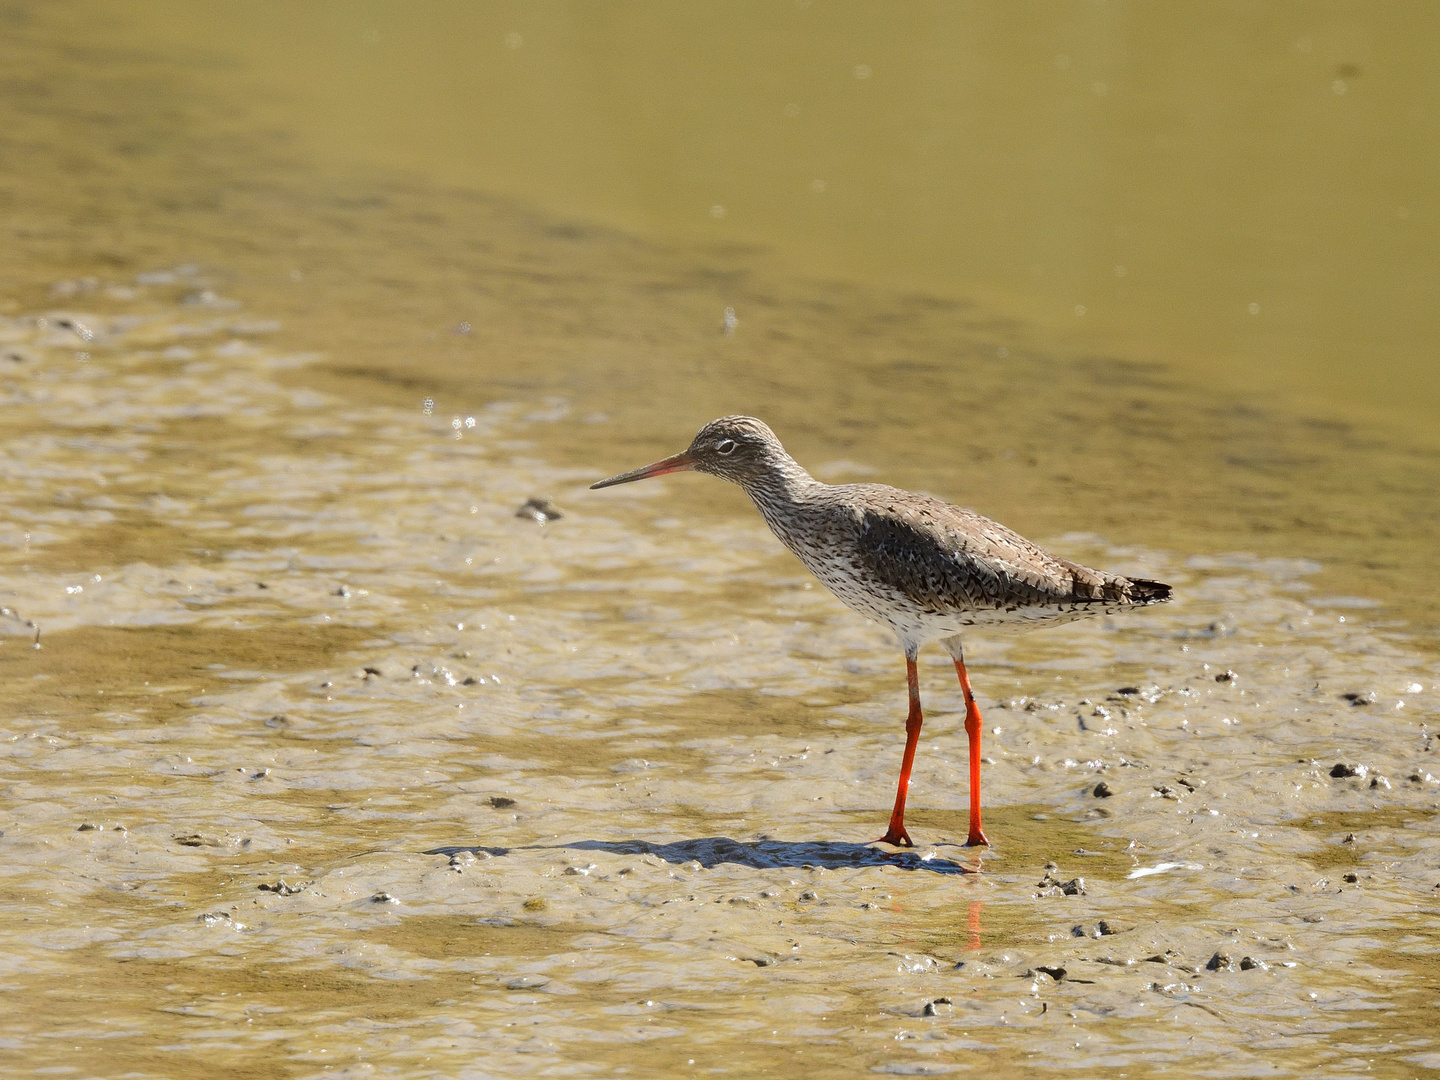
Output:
(592, 416), (1170, 847)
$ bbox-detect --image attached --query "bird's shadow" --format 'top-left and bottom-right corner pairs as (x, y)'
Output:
(425, 836), (979, 875)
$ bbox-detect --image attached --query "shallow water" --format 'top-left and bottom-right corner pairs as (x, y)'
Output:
(3, 298), (1439, 1077)
(3, 5), (1440, 1079)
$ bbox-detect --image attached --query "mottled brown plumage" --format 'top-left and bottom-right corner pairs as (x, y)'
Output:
(592, 415), (1171, 849)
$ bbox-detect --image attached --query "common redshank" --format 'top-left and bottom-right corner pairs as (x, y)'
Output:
(591, 416), (1170, 848)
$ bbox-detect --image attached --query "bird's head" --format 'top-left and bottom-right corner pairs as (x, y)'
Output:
(591, 415), (795, 491)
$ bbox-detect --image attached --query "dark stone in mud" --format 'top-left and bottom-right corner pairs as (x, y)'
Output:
(490, 796), (516, 809)
(1205, 951), (1234, 971)
(1093, 781), (1114, 798)
(516, 497), (562, 523)
(1037, 865), (1083, 896)
(1330, 763), (1367, 778)
(1176, 618), (1236, 640)
(258, 878), (307, 896)
(77, 822), (101, 831)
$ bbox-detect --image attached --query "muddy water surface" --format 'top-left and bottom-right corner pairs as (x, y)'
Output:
(3, 5), (1440, 1079)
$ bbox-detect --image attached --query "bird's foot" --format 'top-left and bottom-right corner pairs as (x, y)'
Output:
(875, 826), (914, 847)
(964, 828), (989, 848)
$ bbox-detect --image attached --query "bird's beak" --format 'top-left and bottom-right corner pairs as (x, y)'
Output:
(590, 450), (696, 489)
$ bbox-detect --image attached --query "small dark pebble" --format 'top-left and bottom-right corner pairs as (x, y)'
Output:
(1093, 781), (1113, 798)
(516, 497), (562, 523)
(1330, 763), (1367, 778)
(1342, 872), (1358, 883)
(490, 796), (516, 809)
(1205, 951), (1233, 972)
(77, 823), (101, 832)
(258, 879), (307, 896)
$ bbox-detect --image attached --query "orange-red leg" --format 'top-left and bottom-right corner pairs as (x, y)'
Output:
(953, 657), (989, 847)
(877, 653), (923, 846)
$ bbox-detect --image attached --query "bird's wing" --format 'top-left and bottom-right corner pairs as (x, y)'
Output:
(845, 487), (1120, 614)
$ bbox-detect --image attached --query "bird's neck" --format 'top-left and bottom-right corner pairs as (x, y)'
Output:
(740, 458), (823, 537)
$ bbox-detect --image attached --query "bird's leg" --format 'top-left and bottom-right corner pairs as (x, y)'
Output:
(877, 651), (922, 847)
(952, 655), (990, 847)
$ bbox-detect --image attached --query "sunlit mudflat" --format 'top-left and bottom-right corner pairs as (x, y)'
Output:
(4, 4), (1440, 1075)
(3, 289), (1438, 1078)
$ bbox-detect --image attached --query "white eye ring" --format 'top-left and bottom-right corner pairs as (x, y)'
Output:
(716, 439), (737, 455)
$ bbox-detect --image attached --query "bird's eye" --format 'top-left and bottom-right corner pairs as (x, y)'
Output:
(716, 439), (737, 455)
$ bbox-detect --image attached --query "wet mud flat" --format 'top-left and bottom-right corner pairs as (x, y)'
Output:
(3, 291), (1440, 1078)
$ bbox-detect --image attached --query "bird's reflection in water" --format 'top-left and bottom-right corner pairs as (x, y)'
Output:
(965, 900), (984, 951)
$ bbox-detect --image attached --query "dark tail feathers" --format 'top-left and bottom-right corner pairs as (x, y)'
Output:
(1123, 577), (1172, 605)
